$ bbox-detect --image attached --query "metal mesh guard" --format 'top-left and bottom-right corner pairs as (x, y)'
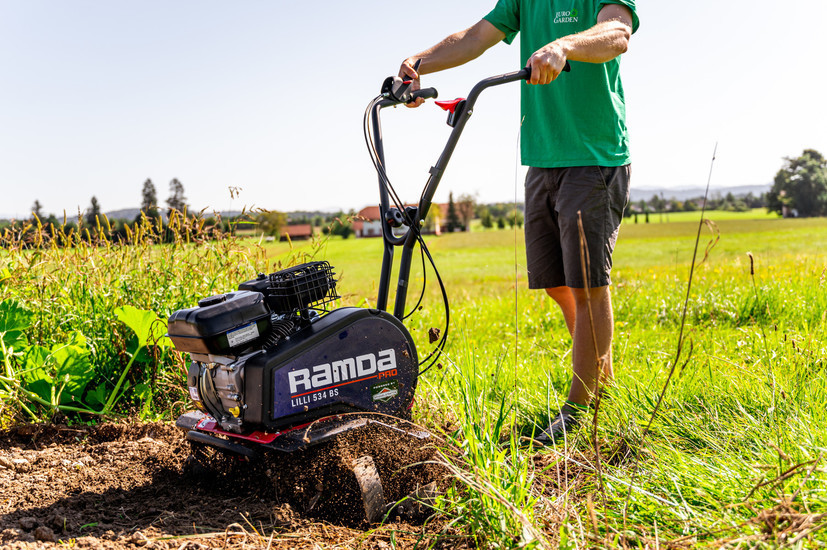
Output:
(267, 261), (339, 313)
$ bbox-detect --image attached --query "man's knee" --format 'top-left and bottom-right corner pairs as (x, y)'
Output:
(570, 285), (610, 306)
(545, 286), (572, 303)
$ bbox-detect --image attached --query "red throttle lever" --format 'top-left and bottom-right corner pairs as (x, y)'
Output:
(434, 98), (465, 114)
(434, 98), (466, 127)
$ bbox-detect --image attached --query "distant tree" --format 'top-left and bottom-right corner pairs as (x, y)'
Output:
(334, 224), (354, 239)
(256, 210), (288, 237)
(329, 211), (355, 239)
(479, 206), (493, 229)
(86, 196), (101, 226)
(744, 192), (763, 209)
(31, 200), (43, 221)
(456, 193), (477, 231)
(648, 194), (666, 213)
(446, 192), (460, 232)
(506, 208), (524, 229)
(140, 179), (160, 219)
(166, 178), (188, 216)
(43, 213), (60, 229)
(487, 202), (521, 219)
(496, 216), (506, 229)
(637, 199), (648, 213)
(767, 149), (827, 217)
(488, 203), (506, 218)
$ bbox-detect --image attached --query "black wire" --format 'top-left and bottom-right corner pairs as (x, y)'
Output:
(413, 239), (449, 375)
(363, 98), (407, 219)
(401, 242), (427, 321)
(362, 96), (449, 373)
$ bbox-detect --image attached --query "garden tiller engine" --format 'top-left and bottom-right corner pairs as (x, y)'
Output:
(168, 63), (567, 522)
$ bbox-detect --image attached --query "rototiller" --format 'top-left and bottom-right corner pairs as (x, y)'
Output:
(167, 63), (567, 522)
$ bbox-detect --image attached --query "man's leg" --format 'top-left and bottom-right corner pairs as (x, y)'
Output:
(535, 165), (629, 443)
(569, 285), (614, 405)
(545, 284), (614, 405)
(545, 286), (576, 337)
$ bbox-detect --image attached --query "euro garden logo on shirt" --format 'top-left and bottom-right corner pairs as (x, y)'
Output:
(554, 8), (579, 23)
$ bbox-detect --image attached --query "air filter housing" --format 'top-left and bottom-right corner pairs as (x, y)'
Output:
(266, 261), (339, 314)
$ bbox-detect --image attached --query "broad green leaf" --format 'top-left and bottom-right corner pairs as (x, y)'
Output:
(85, 382), (108, 407)
(17, 333), (95, 406)
(114, 305), (172, 350)
(0, 300), (33, 354)
(51, 331), (94, 403)
(20, 345), (53, 402)
(134, 382), (152, 401)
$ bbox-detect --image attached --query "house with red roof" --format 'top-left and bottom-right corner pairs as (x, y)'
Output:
(279, 224), (313, 241)
(354, 204), (448, 237)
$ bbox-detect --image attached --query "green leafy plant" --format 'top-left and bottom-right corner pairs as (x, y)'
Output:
(0, 301), (172, 421)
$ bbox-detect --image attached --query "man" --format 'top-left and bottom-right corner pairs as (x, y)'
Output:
(399, 0), (639, 442)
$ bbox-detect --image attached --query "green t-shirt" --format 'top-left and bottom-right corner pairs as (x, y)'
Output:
(484, 0), (639, 168)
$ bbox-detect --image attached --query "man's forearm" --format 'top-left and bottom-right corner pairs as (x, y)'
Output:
(403, 20), (504, 76)
(554, 20), (631, 64)
(527, 4), (633, 86)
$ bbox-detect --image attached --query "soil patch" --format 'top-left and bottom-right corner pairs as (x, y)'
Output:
(0, 421), (458, 549)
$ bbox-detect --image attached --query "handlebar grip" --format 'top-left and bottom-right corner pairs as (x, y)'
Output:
(411, 87), (438, 101)
(520, 61), (572, 81)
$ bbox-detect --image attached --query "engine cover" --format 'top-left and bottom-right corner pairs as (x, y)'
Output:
(188, 307), (418, 433)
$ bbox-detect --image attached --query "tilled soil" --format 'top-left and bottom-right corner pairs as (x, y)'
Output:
(0, 421), (457, 549)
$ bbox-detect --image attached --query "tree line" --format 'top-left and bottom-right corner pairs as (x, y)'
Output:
(5, 149), (824, 245)
(2, 179), (242, 246)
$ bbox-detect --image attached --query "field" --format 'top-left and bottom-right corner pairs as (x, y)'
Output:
(1, 211), (826, 548)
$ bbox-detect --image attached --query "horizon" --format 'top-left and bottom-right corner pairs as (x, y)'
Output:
(2, 182), (773, 222)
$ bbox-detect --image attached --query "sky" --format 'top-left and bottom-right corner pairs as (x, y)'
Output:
(1, 0), (826, 219)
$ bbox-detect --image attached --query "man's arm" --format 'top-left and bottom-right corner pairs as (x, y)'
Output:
(527, 4), (633, 85)
(399, 20), (505, 107)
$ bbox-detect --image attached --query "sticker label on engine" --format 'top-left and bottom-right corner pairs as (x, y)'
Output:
(371, 380), (399, 403)
(227, 322), (259, 347)
(188, 386), (200, 401)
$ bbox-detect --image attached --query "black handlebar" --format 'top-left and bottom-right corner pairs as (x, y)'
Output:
(372, 63), (572, 315)
(411, 87), (438, 101)
(383, 61), (570, 106)
(517, 60), (572, 81)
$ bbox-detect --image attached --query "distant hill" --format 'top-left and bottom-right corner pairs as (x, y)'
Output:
(630, 184), (771, 203)
(99, 208), (245, 221)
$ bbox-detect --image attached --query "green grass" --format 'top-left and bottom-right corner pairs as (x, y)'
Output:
(251, 214), (827, 547)
(632, 207), (779, 223)
(2, 211), (827, 547)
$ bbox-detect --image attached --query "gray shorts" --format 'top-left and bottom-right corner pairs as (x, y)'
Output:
(524, 165), (630, 289)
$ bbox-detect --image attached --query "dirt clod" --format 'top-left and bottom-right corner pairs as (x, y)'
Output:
(33, 526), (55, 542)
(17, 517), (36, 531)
